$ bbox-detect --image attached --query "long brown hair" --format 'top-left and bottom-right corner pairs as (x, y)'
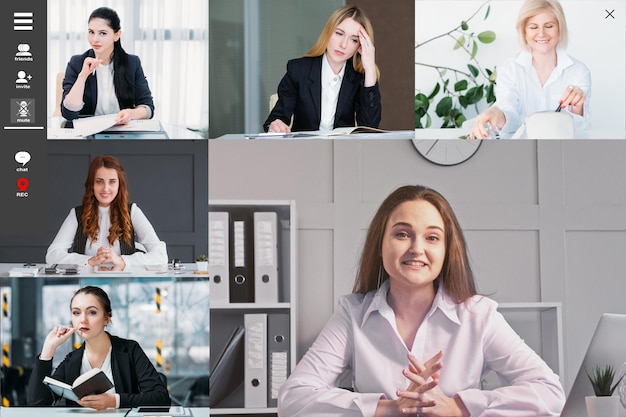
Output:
(305, 5), (380, 79)
(353, 185), (477, 303)
(81, 155), (132, 246)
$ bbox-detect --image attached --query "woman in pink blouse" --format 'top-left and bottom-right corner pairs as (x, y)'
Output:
(278, 184), (565, 417)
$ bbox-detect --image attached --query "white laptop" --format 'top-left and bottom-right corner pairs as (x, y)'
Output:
(560, 313), (626, 417)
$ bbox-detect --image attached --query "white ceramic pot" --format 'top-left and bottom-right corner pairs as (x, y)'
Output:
(585, 395), (620, 417)
(196, 261), (208, 272)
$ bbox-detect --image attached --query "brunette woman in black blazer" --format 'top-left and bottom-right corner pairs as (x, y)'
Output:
(264, 5), (381, 133)
(27, 286), (169, 410)
(61, 7), (154, 123)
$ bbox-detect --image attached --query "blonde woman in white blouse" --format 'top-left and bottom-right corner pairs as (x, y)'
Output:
(470, 0), (590, 139)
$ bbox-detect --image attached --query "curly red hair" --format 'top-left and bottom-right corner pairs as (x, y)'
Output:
(81, 155), (132, 246)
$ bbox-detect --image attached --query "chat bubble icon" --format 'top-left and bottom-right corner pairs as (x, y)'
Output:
(15, 151), (31, 166)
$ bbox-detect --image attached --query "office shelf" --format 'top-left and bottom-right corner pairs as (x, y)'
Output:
(209, 200), (296, 415)
(481, 302), (564, 390)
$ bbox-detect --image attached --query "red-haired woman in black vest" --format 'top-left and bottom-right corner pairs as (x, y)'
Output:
(46, 155), (167, 271)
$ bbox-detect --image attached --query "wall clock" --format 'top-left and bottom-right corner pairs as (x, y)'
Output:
(412, 139), (481, 166)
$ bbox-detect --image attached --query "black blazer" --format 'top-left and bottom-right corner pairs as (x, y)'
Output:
(61, 49), (155, 121)
(27, 334), (170, 408)
(263, 55), (382, 132)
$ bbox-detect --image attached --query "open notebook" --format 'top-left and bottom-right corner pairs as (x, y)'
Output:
(68, 114), (164, 137)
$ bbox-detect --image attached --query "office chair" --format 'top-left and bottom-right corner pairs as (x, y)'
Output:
(268, 93), (293, 128)
(53, 72), (64, 117)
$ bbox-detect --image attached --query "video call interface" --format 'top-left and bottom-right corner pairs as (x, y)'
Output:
(2, 0), (46, 236)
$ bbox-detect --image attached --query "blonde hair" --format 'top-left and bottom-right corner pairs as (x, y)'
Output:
(516, 0), (568, 50)
(305, 5), (379, 79)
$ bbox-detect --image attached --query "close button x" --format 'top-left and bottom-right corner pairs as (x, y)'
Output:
(605, 9), (615, 19)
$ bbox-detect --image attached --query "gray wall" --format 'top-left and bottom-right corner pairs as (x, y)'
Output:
(208, 139), (626, 393)
(0, 140), (208, 264)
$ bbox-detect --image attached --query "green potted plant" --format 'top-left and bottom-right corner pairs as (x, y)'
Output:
(195, 254), (208, 273)
(585, 365), (624, 417)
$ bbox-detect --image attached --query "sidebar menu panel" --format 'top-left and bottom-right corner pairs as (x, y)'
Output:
(1, 0), (47, 235)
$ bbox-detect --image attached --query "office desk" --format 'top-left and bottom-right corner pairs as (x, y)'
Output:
(0, 407), (210, 416)
(215, 130), (416, 140)
(47, 118), (205, 140)
(414, 127), (626, 139)
(1, 263), (208, 278)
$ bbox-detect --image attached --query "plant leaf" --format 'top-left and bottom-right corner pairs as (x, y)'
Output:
(458, 94), (468, 109)
(461, 20), (468, 31)
(467, 64), (479, 78)
(454, 35), (465, 50)
(471, 40), (478, 60)
(486, 83), (496, 104)
(425, 113), (432, 128)
(435, 96), (453, 117)
(415, 93), (430, 113)
(455, 113), (467, 128)
(484, 4), (491, 20)
(478, 30), (496, 44)
(489, 68), (497, 82)
(454, 79), (468, 92)
(428, 83), (441, 100)
(466, 85), (484, 105)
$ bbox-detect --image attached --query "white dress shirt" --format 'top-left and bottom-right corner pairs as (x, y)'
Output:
(319, 53), (346, 132)
(80, 346), (120, 408)
(497, 49), (591, 134)
(94, 63), (121, 116)
(278, 280), (565, 417)
(46, 203), (168, 267)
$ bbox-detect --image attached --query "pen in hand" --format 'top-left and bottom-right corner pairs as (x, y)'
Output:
(555, 102), (562, 112)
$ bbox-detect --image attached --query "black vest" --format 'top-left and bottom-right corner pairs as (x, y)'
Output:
(70, 205), (143, 255)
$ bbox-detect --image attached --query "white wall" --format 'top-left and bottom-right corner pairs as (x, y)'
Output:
(415, 0), (626, 130)
(208, 139), (626, 393)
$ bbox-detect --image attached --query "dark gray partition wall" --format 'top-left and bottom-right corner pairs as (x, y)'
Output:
(0, 140), (208, 264)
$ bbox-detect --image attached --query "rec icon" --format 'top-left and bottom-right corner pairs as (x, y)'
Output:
(10, 98), (35, 124)
(17, 177), (29, 198)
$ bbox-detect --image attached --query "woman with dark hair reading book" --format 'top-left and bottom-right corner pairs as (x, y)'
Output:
(27, 286), (170, 409)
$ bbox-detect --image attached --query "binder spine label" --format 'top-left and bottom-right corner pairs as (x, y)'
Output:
(234, 221), (245, 267)
(255, 220), (274, 267)
(209, 218), (227, 267)
(270, 351), (288, 400)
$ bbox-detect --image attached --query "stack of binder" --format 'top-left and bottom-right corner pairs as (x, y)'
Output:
(209, 210), (280, 304)
(209, 312), (290, 409)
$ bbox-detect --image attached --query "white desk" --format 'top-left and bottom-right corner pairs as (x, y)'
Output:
(414, 127), (625, 140)
(47, 118), (205, 140)
(1, 263), (208, 278)
(0, 407), (209, 416)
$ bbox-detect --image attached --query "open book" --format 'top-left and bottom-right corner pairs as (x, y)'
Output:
(246, 126), (389, 139)
(43, 367), (114, 401)
(319, 126), (390, 135)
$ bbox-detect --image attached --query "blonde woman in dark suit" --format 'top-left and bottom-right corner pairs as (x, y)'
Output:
(264, 5), (381, 133)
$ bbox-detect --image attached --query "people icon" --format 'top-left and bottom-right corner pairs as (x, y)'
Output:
(16, 71), (29, 84)
(17, 101), (31, 117)
(16, 44), (32, 57)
